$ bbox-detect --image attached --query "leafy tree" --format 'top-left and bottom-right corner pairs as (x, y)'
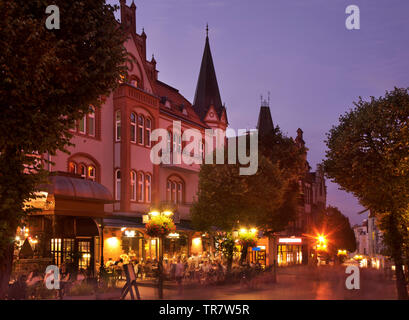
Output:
(213, 232), (237, 275)
(323, 88), (409, 299)
(191, 127), (305, 268)
(0, 0), (127, 298)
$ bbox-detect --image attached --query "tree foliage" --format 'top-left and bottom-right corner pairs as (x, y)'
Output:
(0, 0), (127, 298)
(191, 127), (306, 236)
(323, 87), (409, 299)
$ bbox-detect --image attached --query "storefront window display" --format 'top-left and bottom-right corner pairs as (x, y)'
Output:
(277, 244), (303, 266)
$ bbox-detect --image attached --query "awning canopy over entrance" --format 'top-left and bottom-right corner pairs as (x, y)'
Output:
(41, 174), (112, 202)
(30, 173), (113, 217)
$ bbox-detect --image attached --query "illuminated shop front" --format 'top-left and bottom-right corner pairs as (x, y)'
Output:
(249, 246), (267, 266)
(102, 218), (197, 264)
(15, 174), (112, 276)
(277, 237), (303, 266)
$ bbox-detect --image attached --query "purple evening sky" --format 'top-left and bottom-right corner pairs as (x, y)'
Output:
(108, 0), (409, 226)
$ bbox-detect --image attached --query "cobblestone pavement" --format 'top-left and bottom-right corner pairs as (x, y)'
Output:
(127, 265), (397, 300)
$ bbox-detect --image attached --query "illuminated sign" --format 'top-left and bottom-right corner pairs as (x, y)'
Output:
(124, 230), (136, 237)
(279, 237), (302, 244)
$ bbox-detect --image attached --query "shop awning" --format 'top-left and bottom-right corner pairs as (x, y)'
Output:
(28, 173), (113, 217)
(103, 218), (145, 228)
(102, 217), (196, 232)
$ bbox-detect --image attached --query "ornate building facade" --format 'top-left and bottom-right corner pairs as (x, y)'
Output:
(21, 1), (228, 274)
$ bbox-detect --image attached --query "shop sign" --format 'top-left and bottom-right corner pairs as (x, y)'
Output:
(278, 237), (302, 244)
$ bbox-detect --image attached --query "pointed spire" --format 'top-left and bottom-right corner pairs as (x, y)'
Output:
(256, 98), (274, 138)
(206, 23), (209, 38)
(193, 26), (223, 121)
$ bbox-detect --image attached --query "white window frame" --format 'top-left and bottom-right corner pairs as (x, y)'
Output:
(88, 106), (95, 137)
(145, 118), (151, 147)
(138, 172), (144, 202)
(177, 182), (182, 204)
(115, 169), (121, 200)
(115, 110), (121, 142)
(130, 113), (136, 143)
(130, 170), (137, 201)
(138, 115), (144, 145)
(88, 165), (96, 181)
(145, 174), (151, 203)
(68, 162), (77, 174)
(79, 164), (86, 179)
(79, 115), (86, 134)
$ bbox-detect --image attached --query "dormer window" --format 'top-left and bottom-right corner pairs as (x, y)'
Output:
(130, 79), (138, 87)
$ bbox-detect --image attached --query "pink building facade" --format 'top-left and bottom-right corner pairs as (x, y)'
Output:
(22, 1), (228, 274)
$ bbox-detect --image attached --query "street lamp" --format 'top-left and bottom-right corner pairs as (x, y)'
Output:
(315, 233), (327, 265)
(147, 209), (174, 300)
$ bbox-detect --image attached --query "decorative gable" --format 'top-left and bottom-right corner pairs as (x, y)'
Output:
(204, 105), (219, 122)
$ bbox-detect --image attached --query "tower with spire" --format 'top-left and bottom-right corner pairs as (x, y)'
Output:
(256, 95), (275, 138)
(193, 25), (228, 130)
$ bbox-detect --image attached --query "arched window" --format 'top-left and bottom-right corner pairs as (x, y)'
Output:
(145, 174), (151, 203)
(171, 181), (177, 204)
(115, 110), (121, 142)
(167, 177), (184, 205)
(88, 106), (95, 137)
(79, 164), (86, 179)
(137, 115), (144, 145)
(88, 165), (96, 181)
(115, 169), (121, 200)
(130, 170), (137, 201)
(130, 113), (136, 143)
(68, 162), (77, 174)
(166, 181), (171, 201)
(79, 114), (86, 134)
(130, 78), (138, 87)
(138, 172), (144, 202)
(177, 182), (183, 204)
(145, 118), (152, 147)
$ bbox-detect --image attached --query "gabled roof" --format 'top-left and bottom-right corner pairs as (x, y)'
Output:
(193, 35), (224, 121)
(154, 80), (208, 128)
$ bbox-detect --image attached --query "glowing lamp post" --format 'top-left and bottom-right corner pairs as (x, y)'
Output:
(146, 209), (175, 300)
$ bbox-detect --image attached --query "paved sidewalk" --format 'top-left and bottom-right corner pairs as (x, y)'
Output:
(64, 265), (398, 300)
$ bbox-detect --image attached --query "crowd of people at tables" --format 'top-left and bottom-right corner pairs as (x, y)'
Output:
(104, 252), (264, 285)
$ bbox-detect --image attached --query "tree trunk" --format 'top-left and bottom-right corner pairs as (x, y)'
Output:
(240, 243), (249, 265)
(388, 215), (408, 300)
(0, 242), (14, 299)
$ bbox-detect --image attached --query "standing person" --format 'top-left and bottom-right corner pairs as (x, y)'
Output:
(175, 257), (185, 294)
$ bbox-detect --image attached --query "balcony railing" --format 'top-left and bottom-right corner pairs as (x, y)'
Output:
(113, 84), (159, 108)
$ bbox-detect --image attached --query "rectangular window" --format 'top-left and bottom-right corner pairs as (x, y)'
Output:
(115, 111), (121, 142)
(145, 119), (151, 147)
(138, 116), (144, 145)
(79, 115), (86, 134)
(145, 175), (151, 203)
(88, 107), (95, 137)
(167, 181), (171, 201)
(138, 173), (144, 202)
